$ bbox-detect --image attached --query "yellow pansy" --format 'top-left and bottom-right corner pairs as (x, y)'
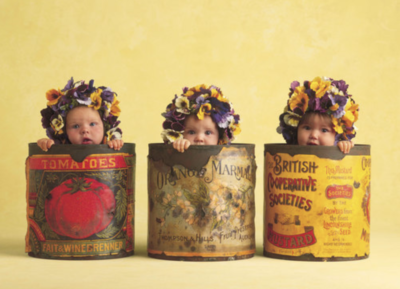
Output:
(210, 88), (228, 103)
(197, 103), (212, 120)
(89, 89), (103, 110)
(289, 86), (309, 114)
(110, 98), (121, 117)
(331, 116), (344, 135)
(310, 77), (331, 98)
(231, 122), (241, 136)
(283, 111), (302, 127)
(329, 103), (339, 111)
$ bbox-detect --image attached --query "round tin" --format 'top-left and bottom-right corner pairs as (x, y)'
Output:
(25, 143), (135, 260)
(148, 144), (256, 261)
(264, 144), (371, 261)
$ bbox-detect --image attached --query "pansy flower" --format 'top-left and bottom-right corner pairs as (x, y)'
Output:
(106, 127), (122, 140)
(310, 77), (331, 98)
(175, 96), (190, 114)
(110, 97), (121, 117)
(46, 89), (63, 106)
(89, 89), (103, 110)
(161, 129), (183, 143)
(289, 86), (308, 115)
(50, 114), (64, 135)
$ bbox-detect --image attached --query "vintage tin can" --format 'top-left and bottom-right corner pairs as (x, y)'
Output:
(148, 144), (256, 261)
(25, 143), (135, 259)
(264, 144), (371, 261)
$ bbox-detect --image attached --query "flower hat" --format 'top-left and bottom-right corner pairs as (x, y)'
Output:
(277, 77), (359, 144)
(41, 77), (122, 144)
(161, 84), (241, 145)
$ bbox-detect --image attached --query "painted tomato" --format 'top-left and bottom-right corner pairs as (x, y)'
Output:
(45, 177), (116, 239)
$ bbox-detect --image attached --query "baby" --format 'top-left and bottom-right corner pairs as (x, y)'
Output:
(277, 77), (359, 154)
(161, 84), (241, 152)
(37, 78), (123, 151)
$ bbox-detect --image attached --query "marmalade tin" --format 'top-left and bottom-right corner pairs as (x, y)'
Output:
(25, 143), (135, 259)
(148, 144), (256, 261)
(264, 144), (371, 261)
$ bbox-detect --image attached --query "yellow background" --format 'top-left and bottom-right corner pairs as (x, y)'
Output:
(0, 0), (399, 288)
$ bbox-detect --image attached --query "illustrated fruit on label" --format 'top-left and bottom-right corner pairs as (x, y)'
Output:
(45, 177), (116, 239)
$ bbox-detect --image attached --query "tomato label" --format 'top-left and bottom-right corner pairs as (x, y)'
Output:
(26, 148), (135, 260)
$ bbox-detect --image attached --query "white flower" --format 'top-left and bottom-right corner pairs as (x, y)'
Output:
(51, 114), (64, 133)
(107, 127), (122, 140)
(161, 129), (183, 143)
(175, 96), (190, 114)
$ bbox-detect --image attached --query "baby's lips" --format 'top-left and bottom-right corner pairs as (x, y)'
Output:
(82, 138), (92, 144)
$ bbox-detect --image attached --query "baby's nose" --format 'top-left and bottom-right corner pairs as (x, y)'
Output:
(81, 126), (89, 134)
(194, 135), (204, 142)
(309, 130), (318, 138)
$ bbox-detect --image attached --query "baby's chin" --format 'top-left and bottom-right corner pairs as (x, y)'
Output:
(71, 138), (101, 145)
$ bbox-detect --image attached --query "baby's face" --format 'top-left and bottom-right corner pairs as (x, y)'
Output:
(66, 106), (104, 145)
(183, 115), (219, 145)
(297, 114), (335, 146)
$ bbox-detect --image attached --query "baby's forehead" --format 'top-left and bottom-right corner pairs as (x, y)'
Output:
(184, 115), (217, 126)
(66, 106), (101, 120)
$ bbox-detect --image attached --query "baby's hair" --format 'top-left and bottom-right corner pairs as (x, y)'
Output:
(161, 84), (241, 145)
(298, 111), (332, 127)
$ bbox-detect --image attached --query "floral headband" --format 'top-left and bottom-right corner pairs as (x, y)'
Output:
(277, 77), (359, 144)
(161, 84), (241, 145)
(40, 77), (122, 144)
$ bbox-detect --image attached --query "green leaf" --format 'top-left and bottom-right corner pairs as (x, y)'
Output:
(96, 225), (119, 239)
(198, 182), (209, 201)
(41, 222), (60, 240)
(115, 188), (127, 222)
(183, 189), (200, 206)
(65, 177), (92, 194)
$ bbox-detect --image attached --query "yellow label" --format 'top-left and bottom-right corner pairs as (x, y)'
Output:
(264, 152), (371, 258)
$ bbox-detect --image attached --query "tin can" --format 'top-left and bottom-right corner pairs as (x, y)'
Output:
(25, 143), (135, 259)
(264, 144), (371, 261)
(148, 144), (256, 261)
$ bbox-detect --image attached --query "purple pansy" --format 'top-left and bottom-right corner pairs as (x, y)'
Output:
(62, 77), (74, 92)
(100, 88), (115, 103)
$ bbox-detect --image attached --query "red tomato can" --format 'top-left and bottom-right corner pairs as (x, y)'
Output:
(25, 143), (135, 259)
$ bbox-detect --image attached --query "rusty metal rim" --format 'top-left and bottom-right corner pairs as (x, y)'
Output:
(264, 144), (370, 160)
(29, 143), (136, 162)
(28, 251), (134, 260)
(148, 252), (254, 262)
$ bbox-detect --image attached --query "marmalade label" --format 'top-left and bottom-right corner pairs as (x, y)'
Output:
(148, 146), (256, 258)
